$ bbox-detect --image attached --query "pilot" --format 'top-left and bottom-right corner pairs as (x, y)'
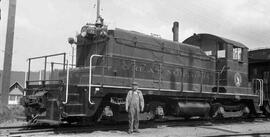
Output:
(125, 82), (144, 134)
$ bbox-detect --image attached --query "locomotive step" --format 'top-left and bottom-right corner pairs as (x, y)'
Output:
(64, 103), (84, 114)
(65, 114), (88, 117)
(65, 103), (84, 106)
(69, 93), (80, 96)
(67, 86), (80, 94)
(67, 93), (81, 103)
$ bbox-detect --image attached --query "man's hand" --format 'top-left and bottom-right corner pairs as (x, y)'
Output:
(126, 108), (128, 112)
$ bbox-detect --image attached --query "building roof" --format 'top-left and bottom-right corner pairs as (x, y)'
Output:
(249, 48), (270, 63)
(0, 70), (40, 93)
(9, 82), (24, 95)
(9, 82), (23, 91)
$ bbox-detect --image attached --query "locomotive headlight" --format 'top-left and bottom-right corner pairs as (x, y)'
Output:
(87, 27), (96, 35)
(81, 31), (87, 37)
(100, 30), (107, 36)
(80, 25), (88, 37)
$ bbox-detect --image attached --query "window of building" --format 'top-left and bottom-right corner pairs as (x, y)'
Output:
(9, 95), (16, 101)
(17, 96), (22, 103)
(233, 47), (243, 61)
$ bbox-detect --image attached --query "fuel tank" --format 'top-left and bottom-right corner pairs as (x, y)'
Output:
(175, 101), (210, 117)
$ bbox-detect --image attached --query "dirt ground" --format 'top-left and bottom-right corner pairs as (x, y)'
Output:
(29, 120), (270, 137)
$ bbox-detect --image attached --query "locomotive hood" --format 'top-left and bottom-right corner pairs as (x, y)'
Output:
(111, 28), (211, 60)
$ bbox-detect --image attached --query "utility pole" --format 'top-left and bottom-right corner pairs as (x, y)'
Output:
(0, 0), (2, 20)
(0, 0), (16, 113)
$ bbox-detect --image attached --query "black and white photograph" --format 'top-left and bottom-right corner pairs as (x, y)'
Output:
(0, 0), (270, 136)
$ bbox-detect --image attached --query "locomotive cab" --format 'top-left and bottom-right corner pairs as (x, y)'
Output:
(183, 34), (251, 95)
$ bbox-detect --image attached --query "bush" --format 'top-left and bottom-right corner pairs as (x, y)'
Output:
(0, 105), (25, 124)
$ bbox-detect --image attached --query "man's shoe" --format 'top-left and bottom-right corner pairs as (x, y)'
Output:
(134, 130), (140, 133)
(128, 130), (133, 134)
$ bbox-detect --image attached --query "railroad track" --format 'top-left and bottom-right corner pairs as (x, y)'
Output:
(1, 116), (269, 137)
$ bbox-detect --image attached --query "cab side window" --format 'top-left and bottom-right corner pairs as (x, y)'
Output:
(205, 51), (212, 56)
(233, 46), (243, 61)
(217, 43), (226, 58)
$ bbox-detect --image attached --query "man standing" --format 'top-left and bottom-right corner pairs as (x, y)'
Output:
(125, 82), (144, 134)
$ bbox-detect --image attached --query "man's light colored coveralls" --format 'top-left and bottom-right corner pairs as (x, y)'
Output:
(125, 89), (144, 132)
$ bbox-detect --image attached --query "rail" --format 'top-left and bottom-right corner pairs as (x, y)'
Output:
(89, 54), (103, 104)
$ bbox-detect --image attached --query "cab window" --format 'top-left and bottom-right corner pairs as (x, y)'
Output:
(205, 51), (212, 56)
(233, 46), (242, 61)
(217, 43), (226, 58)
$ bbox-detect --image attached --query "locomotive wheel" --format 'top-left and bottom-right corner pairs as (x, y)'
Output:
(241, 105), (251, 118)
(94, 103), (117, 124)
(146, 101), (165, 120)
(210, 103), (224, 119)
(78, 117), (94, 126)
(262, 102), (270, 117)
(147, 110), (155, 120)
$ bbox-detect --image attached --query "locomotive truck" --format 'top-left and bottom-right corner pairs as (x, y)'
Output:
(21, 3), (269, 124)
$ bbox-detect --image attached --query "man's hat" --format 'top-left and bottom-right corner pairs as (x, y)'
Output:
(132, 82), (138, 85)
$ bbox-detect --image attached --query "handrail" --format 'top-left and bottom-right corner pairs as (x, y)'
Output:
(63, 60), (70, 104)
(259, 79), (263, 106)
(28, 52), (66, 60)
(89, 54), (103, 104)
(252, 79), (264, 106)
(27, 52), (66, 81)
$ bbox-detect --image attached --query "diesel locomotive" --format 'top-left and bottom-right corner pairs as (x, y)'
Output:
(248, 48), (270, 115)
(21, 2), (269, 124)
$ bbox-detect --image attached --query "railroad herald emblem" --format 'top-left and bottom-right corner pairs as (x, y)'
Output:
(234, 72), (242, 87)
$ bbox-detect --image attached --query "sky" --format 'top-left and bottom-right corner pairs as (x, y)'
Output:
(0, 0), (270, 71)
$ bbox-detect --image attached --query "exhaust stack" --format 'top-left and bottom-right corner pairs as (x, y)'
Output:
(172, 21), (179, 42)
(95, 0), (103, 27)
(96, 0), (100, 21)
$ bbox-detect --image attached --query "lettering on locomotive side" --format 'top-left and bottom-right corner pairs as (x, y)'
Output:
(116, 59), (213, 83)
(121, 60), (161, 74)
(74, 58), (214, 85)
(120, 60), (182, 76)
